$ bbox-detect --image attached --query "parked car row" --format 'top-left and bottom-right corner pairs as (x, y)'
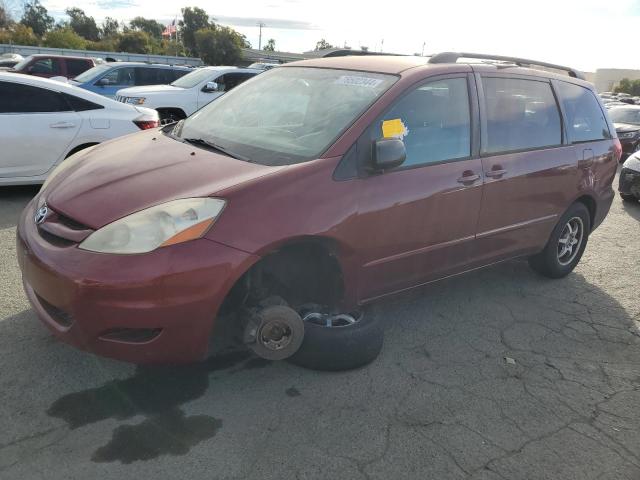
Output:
(0, 72), (158, 185)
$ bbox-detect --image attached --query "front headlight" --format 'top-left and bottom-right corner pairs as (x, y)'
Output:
(125, 97), (146, 105)
(79, 198), (226, 254)
(619, 131), (638, 139)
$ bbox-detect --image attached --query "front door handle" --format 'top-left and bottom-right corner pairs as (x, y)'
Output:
(485, 169), (507, 178)
(457, 172), (481, 185)
(49, 122), (76, 129)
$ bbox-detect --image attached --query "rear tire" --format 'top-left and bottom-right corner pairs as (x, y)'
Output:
(288, 309), (383, 371)
(528, 202), (591, 279)
(620, 193), (637, 203)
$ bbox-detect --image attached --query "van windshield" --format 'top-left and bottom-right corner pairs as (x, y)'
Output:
(173, 67), (397, 165)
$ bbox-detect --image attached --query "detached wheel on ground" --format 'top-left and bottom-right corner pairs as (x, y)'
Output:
(287, 308), (383, 371)
(620, 193), (637, 203)
(528, 202), (591, 279)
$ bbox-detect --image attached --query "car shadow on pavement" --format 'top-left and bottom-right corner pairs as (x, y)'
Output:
(621, 200), (640, 222)
(0, 186), (39, 230)
(1, 260), (639, 476)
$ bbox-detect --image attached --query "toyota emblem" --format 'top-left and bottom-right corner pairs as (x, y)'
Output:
(34, 204), (48, 225)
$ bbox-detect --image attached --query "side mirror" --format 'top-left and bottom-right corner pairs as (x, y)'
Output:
(96, 77), (110, 86)
(202, 81), (219, 92)
(372, 138), (406, 171)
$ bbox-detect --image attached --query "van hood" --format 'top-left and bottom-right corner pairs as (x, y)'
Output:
(118, 84), (183, 96)
(43, 130), (282, 229)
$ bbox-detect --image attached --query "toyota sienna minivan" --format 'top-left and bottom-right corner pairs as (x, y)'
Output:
(17, 53), (620, 370)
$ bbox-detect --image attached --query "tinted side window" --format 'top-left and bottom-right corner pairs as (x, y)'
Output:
(62, 93), (104, 111)
(135, 67), (160, 86)
(29, 58), (60, 75)
(215, 72), (256, 92)
(375, 77), (471, 167)
(0, 81), (70, 113)
(99, 67), (135, 86)
(156, 68), (176, 84)
(557, 82), (611, 143)
(67, 59), (91, 77)
(482, 77), (561, 154)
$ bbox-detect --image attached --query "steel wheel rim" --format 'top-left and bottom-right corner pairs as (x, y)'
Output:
(302, 312), (359, 328)
(557, 216), (584, 266)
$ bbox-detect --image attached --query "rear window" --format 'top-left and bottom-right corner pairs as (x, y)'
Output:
(482, 77), (562, 154)
(557, 82), (612, 142)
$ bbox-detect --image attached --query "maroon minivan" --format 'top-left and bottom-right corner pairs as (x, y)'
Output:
(7, 54), (95, 79)
(17, 53), (620, 369)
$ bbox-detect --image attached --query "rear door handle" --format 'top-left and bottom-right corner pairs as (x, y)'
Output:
(49, 122), (76, 129)
(485, 169), (507, 178)
(457, 173), (481, 185)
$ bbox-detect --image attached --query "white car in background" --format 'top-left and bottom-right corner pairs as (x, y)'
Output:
(115, 66), (261, 123)
(0, 72), (158, 186)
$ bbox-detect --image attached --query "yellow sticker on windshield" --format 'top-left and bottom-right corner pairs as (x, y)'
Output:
(382, 118), (408, 139)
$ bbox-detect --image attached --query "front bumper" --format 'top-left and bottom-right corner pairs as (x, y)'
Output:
(619, 167), (640, 198)
(17, 200), (258, 364)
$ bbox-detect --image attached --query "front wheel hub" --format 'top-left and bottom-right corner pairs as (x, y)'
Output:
(243, 305), (305, 361)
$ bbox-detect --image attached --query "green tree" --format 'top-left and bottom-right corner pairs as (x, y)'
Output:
(263, 38), (275, 51)
(65, 7), (99, 41)
(20, 0), (53, 37)
(117, 30), (152, 53)
(101, 17), (119, 38)
(10, 23), (38, 45)
(180, 6), (210, 54)
(314, 38), (333, 51)
(129, 16), (164, 39)
(44, 27), (86, 49)
(0, 2), (13, 29)
(194, 26), (244, 65)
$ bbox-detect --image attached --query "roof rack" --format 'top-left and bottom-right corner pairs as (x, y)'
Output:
(428, 52), (585, 80)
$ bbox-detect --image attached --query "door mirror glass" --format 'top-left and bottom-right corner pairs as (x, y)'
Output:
(373, 139), (406, 171)
(202, 81), (219, 93)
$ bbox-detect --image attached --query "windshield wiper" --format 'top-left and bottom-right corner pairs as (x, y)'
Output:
(182, 138), (251, 162)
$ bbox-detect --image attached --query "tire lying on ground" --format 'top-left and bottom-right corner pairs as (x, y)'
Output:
(287, 308), (383, 371)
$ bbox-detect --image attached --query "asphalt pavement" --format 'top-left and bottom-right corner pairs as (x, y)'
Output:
(1, 184), (639, 479)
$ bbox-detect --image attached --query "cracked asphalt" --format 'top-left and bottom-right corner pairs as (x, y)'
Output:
(1, 183), (639, 479)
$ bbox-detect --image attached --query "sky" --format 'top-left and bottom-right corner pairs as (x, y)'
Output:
(35, 0), (640, 72)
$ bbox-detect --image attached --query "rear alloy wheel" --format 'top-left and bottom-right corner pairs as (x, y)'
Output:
(287, 308), (383, 371)
(528, 202), (590, 279)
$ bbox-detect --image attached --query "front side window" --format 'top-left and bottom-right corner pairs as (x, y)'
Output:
(100, 67), (135, 86)
(29, 58), (60, 75)
(214, 73), (256, 92)
(557, 82), (612, 142)
(0, 81), (70, 113)
(174, 67), (397, 165)
(482, 77), (562, 154)
(74, 64), (110, 82)
(374, 77), (471, 167)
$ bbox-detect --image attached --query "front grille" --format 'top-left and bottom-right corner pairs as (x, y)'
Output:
(37, 208), (93, 246)
(36, 294), (73, 328)
(115, 95), (127, 103)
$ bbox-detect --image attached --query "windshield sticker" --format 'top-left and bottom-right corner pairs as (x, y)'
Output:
(382, 118), (408, 139)
(334, 75), (384, 88)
